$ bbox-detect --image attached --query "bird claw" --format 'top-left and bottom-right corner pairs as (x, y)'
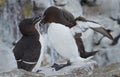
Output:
(51, 62), (71, 71)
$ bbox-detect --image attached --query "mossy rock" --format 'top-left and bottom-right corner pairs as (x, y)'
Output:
(21, 4), (32, 18)
(0, 0), (5, 6)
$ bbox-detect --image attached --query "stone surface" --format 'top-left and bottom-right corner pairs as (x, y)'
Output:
(0, 0), (120, 77)
(81, 63), (120, 77)
(37, 60), (97, 76)
(0, 69), (44, 77)
(0, 63), (120, 77)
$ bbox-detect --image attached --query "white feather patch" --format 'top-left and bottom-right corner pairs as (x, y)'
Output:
(76, 21), (102, 32)
(70, 26), (83, 36)
(47, 23), (85, 62)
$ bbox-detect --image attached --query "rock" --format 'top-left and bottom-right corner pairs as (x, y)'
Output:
(37, 60), (98, 76)
(81, 63), (120, 77)
(0, 63), (120, 77)
(0, 69), (44, 77)
(0, 42), (17, 73)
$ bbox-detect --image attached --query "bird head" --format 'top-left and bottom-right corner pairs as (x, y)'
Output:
(39, 6), (76, 28)
(19, 16), (41, 35)
(40, 6), (61, 24)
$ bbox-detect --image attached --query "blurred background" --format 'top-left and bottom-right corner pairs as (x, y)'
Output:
(0, 0), (120, 72)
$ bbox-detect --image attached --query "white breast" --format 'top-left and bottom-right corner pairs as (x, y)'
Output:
(47, 23), (84, 62)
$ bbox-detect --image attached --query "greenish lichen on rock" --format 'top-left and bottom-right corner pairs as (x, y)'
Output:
(0, 0), (5, 6)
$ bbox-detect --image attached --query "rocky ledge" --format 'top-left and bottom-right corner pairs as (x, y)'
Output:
(0, 63), (120, 77)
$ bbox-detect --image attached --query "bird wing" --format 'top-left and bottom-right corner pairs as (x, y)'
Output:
(76, 21), (113, 40)
(91, 27), (113, 40)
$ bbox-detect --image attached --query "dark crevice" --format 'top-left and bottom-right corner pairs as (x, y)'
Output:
(110, 34), (120, 46)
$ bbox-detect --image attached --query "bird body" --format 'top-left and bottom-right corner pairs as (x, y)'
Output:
(40, 6), (98, 59)
(13, 17), (41, 71)
(39, 6), (113, 70)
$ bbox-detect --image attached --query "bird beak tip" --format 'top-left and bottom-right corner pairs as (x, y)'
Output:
(33, 15), (41, 24)
(110, 37), (114, 41)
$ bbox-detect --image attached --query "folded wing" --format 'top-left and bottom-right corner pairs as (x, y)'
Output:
(75, 19), (113, 40)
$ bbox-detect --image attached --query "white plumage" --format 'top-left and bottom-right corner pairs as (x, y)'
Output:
(76, 21), (102, 29)
(70, 21), (102, 38)
(47, 23), (85, 63)
(71, 21), (102, 34)
(75, 21), (113, 40)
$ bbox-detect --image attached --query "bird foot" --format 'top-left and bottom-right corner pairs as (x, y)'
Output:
(51, 62), (71, 71)
(81, 51), (98, 58)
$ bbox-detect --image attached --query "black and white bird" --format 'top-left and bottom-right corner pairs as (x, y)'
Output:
(40, 6), (113, 70)
(13, 16), (41, 71)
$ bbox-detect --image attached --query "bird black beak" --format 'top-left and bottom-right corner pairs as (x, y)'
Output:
(39, 15), (45, 27)
(32, 15), (41, 24)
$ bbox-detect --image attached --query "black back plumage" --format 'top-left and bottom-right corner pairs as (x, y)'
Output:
(13, 17), (41, 71)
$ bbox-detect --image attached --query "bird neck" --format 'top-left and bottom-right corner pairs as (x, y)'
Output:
(23, 30), (40, 40)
